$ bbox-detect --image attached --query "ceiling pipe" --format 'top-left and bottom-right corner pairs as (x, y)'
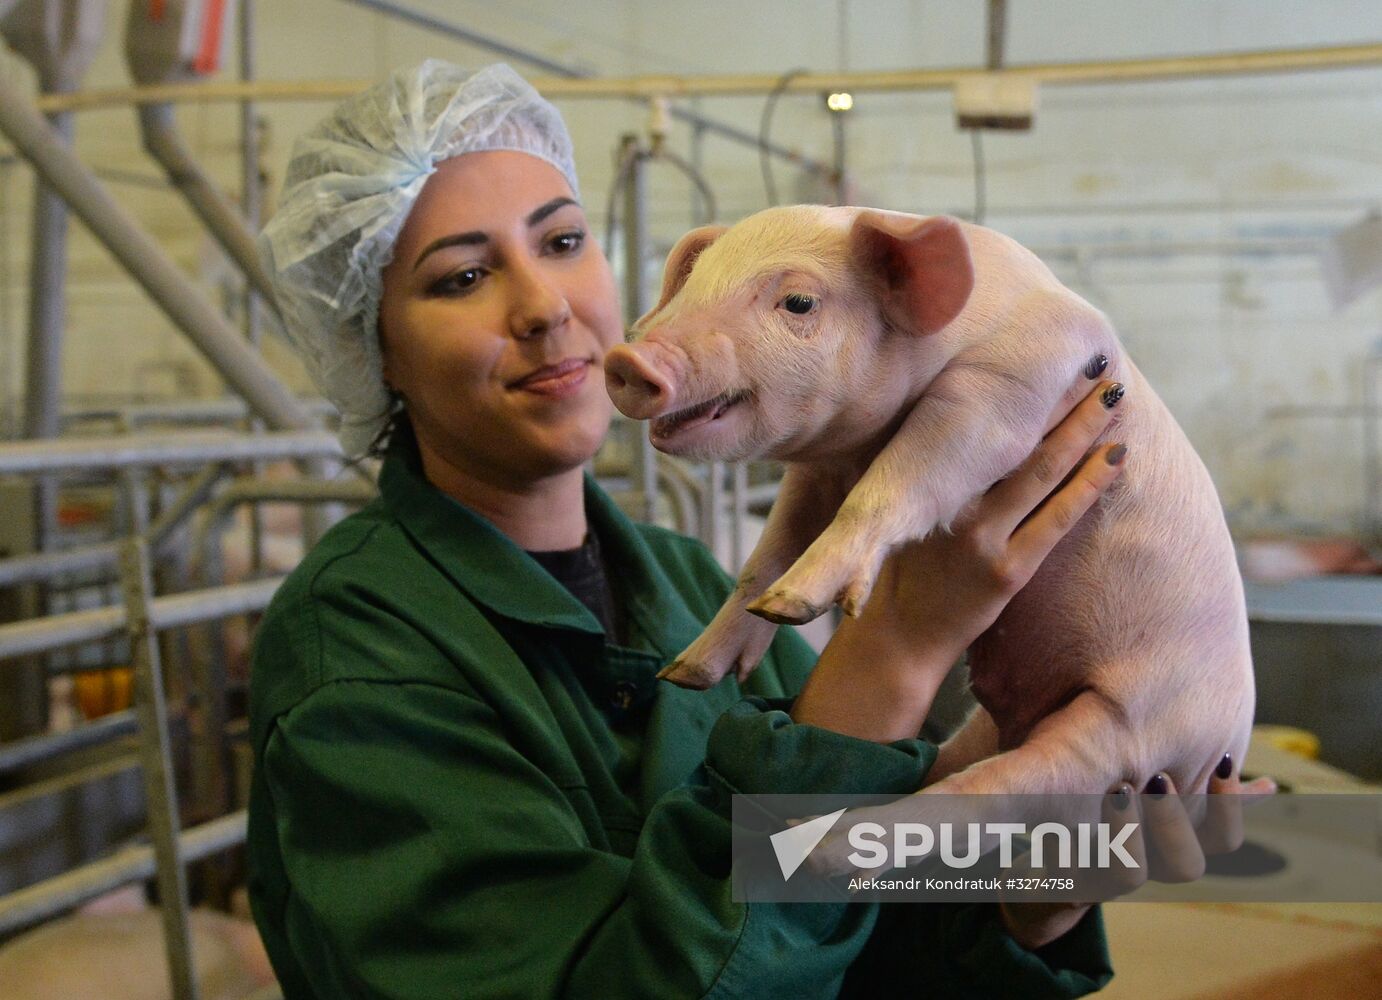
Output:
(37, 42), (1382, 112)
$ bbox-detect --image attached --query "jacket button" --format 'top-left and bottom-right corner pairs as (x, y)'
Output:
(611, 681), (638, 710)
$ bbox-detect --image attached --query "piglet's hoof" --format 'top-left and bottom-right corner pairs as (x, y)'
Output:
(655, 659), (724, 690)
(747, 590), (825, 625)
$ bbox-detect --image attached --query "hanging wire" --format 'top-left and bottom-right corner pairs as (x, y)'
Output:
(604, 139), (720, 272)
(759, 68), (808, 207)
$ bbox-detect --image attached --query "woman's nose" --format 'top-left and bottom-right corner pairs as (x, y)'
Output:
(508, 260), (572, 339)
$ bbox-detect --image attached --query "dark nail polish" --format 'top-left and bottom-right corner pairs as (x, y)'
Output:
(1111, 784), (1133, 811)
(1216, 753), (1233, 780)
(1105, 443), (1128, 465)
(1100, 382), (1125, 408)
(1144, 773), (1169, 797)
(1084, 354), (1109, 379)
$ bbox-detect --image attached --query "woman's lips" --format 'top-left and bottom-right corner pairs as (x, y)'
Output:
(510, 358), (591, 398)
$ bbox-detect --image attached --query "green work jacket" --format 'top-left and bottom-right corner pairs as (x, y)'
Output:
(247, 431), (1114, 999)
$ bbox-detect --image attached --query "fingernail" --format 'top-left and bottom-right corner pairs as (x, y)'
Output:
(1144, 773), (1169, 797)
(1084, 354), (1109, 379)
(1105, 443), (1128, 465)
(1111, 783), (1133, 811)
(1100, 382), (1126, 408)
(655, 665), (673, 680)
(1216, 753), (1233, 780)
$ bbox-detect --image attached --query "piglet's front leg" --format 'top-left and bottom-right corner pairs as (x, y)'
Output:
(748, 366), (1054, 626)
(660, 466), (849, 689)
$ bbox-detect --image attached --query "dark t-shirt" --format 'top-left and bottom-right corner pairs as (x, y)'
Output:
(526, 530), (627, 645)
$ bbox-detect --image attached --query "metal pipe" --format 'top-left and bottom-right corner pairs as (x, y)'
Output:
(241, 0), (268, 574)
(34, 42), (1382, 112)
(0, 709), (138, 775)
(0, 77), (313, 433)
(0, 577), (284, 663)
(22, 106), (72, 553)
(341, 0), (834, 179)
(121, 539), (200, 1000)
(0, 429), (339, 476)
(621, 147), (658, 523)
(0, 811), (246, 938)
(137, 103), (282, 318)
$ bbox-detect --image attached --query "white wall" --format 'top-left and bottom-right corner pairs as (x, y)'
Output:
(1, 0), (1379, 535)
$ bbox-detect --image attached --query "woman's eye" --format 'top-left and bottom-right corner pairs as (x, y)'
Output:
(780, 292), (817, 315)
(548, 230), (585, 254)
(431, 268), (484, 295)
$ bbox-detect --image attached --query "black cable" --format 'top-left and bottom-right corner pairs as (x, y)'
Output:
(655, 149), (719, 224)
(759, 68), (808, 207)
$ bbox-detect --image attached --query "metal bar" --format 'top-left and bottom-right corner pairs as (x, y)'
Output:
(0, 543), (117, 588)
(0, 577), (283, 663)
(138, 103), (282, 315)
(986, 0), (1007, 71)
(0, 466), (226, 589)
(703, 461), (723, 559)
(120, 539), (200, 1000)
(0, 709), (138, 775)
(730, 462), (748, 570)
(0, 429), (339, 476)
(33, 42), (1382, 112)
(0, 77), (313, 433)
(62, 397), (339, 429)
(0, 752), (139, 814)
(0, 811), (246, 938)
(341, 0), (832, 177)
(621, 148), (657, 523)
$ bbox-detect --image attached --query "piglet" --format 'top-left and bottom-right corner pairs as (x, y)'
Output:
(604, 206), (1254, 813)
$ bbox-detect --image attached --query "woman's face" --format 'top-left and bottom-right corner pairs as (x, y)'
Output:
(378, 151), (622, 486)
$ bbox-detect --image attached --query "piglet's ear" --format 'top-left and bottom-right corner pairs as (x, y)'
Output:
(850, 211), (974, 335)
(645, 224), (728, 320)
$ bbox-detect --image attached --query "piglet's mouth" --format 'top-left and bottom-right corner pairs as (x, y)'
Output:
(651, 389), (750, 441)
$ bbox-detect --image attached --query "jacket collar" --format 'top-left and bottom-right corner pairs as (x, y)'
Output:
(378, 422), (709, 661)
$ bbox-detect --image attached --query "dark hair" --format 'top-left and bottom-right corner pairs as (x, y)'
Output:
(359, 390), (405, 462)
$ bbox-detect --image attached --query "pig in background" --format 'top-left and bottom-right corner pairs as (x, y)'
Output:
(605, 205), (1255, 823)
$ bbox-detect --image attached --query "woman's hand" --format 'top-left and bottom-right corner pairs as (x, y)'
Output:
(998, 760), (1278, 951)
(793, 377), (1128, 741)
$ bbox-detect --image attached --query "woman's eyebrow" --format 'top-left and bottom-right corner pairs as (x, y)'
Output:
(526, 196), (579, 227)
(411, 198), (580, 272)
(413, 231), (486, 271)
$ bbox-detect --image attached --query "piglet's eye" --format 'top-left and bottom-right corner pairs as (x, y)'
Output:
(780, 293), (817, 315)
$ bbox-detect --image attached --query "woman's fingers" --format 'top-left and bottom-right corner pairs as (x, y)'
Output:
(984, 378), (1126, 543)
(1141, 774), (1207, 883)
(1097, 782), (1148, 899)
(1201, 755), (1248, 855)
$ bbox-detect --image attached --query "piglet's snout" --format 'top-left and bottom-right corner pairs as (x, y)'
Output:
(604, 343), (678, 419)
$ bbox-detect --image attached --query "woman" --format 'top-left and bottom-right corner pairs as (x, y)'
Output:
(249, 61), (1258, 999)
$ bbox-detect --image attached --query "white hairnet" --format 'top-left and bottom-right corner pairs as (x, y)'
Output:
(260, 60), (580, 456)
